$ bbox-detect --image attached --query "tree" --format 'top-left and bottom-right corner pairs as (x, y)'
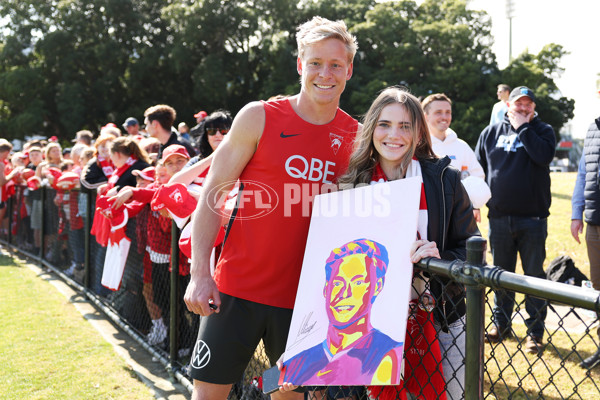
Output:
(0, 0), (575, 143)
(501, 44), (574, 139)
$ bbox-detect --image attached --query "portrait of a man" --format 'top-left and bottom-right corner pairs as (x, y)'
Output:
(283, 238), (403, 385)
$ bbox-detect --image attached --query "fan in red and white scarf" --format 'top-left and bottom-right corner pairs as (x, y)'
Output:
(91, 155), (137, 290)
(90, 156), (137, 246)
(367, 159), (447, 400)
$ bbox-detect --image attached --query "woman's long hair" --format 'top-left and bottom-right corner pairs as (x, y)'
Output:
(338, 87), (435, 186)
(110, 136), (151, 165)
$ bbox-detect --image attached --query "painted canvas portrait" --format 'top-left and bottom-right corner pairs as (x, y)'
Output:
(281, 177), (422, 386)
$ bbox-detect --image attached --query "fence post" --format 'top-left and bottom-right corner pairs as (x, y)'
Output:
(169, 220), (180, 372)
(463, 236), (487, 400)
(7, 195), (13, 245)
(84, 190), (92, 289)
(39, 186), (46, 263)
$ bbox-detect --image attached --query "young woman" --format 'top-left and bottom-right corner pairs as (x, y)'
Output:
(338, 87), (480, 400)
(105, 136), (151, 194)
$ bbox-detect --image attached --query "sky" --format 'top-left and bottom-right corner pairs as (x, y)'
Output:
(467, 0), (600, 138)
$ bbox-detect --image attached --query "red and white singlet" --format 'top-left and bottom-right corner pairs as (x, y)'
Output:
(214, 98), (358, 309)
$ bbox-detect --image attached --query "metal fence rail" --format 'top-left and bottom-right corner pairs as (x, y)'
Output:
(2, 185), (600, 399)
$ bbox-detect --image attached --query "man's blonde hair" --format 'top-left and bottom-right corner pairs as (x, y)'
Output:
(296, 16), (358, 63)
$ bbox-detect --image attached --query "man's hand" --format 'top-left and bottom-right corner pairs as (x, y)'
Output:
(508, 109), (533, 130)
(571, 219), (584, 244)
(109, 187), (133, 209)
(184, 274), (221, 316)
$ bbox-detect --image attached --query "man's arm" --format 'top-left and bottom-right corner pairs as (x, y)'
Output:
(571, 154), (586, 243)
(184, 101), (265, 316)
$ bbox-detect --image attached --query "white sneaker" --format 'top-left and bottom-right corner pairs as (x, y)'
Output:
(147, 321), (167, 345)
(65, 262), (76, 277)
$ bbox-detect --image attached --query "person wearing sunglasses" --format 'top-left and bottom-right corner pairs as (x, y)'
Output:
(195, 110), (233, 159)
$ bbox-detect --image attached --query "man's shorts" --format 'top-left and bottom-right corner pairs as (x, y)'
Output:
(188, 292), (293, 384)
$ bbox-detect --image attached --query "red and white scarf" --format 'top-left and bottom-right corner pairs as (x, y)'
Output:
(107, 156), (136, 188)
(97, 156), (115, 178)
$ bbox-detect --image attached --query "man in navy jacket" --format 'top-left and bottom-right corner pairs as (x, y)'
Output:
(476, 86), (556, 355)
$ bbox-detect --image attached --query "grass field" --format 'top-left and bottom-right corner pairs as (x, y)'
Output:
(0, 253), (155, 400)
(479, 172), (600, 399)
(478, 172), (589, 275)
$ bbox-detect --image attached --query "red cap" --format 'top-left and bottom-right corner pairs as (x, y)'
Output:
(194, 111), (208, 119)
(161, 144), (190, 163)
(95, 195), (126, 227)
(150, 183), (197, 218)
(103, 122), (117, 129)
(56, 171), (79, 190)
(132, 166), (155, 182)
(27, 176), (41, 190)
(21, 168), (35, 181)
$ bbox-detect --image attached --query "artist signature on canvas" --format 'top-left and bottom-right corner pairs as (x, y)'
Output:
(289, 312), (318, 349)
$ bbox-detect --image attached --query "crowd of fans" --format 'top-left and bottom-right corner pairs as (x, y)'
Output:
(0, 105), (231, 357)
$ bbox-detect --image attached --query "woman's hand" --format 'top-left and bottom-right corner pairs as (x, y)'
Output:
(410, 239), (440, 263)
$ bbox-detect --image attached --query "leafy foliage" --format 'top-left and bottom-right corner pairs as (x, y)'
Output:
(0, 0), (574, 145)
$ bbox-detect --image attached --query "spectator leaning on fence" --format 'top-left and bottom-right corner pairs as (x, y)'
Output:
(476, 86), (556, 355)
(571, 115), (600, 369)
(338, 87), (479, 400)
(184, 16), (359, 399)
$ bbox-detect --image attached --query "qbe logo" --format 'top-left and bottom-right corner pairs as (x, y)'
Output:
(191, 340), (211, 370)
(207, 180), (279, 220)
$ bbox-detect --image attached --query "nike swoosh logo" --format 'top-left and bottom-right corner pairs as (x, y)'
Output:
(280, 132), (301, 138)
(316, 369), (332, 377)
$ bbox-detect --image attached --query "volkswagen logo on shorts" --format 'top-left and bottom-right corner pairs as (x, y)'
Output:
(207, 180), (279, 220)
(191, 340), (211, 369)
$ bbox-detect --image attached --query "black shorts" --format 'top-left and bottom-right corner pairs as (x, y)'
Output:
(188, 293), (293, 384)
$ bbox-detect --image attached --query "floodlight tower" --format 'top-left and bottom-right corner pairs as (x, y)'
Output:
(506, 0), (515, 62)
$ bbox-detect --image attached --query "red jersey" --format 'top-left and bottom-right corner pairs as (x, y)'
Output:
(214, 98), (358, 309)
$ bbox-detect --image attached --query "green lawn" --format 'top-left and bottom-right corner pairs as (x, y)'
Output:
(478, 172), (588, 275)
(480, 172), (600, 399)
(0, 254), (155, 400)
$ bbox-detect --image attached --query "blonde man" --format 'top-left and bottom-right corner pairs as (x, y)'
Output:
(184, 16), (359, 399)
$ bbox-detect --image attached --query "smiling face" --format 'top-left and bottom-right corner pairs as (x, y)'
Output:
(373, 103), (414, 177)
(424, 100), (452, 140)
(297, 38), (353, 107)
(509, 96), (536, 118)
(164, 154), (188, 177)
(325, 253), (377, 326)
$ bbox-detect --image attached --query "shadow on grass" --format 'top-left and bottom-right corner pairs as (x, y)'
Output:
(551, 191), (572, 201)
(0, 254), (20, 267)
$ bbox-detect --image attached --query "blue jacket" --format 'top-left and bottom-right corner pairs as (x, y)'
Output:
(475, 114), (556, 218)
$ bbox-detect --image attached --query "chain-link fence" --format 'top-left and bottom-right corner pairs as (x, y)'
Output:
(2, 185), (600, 399)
